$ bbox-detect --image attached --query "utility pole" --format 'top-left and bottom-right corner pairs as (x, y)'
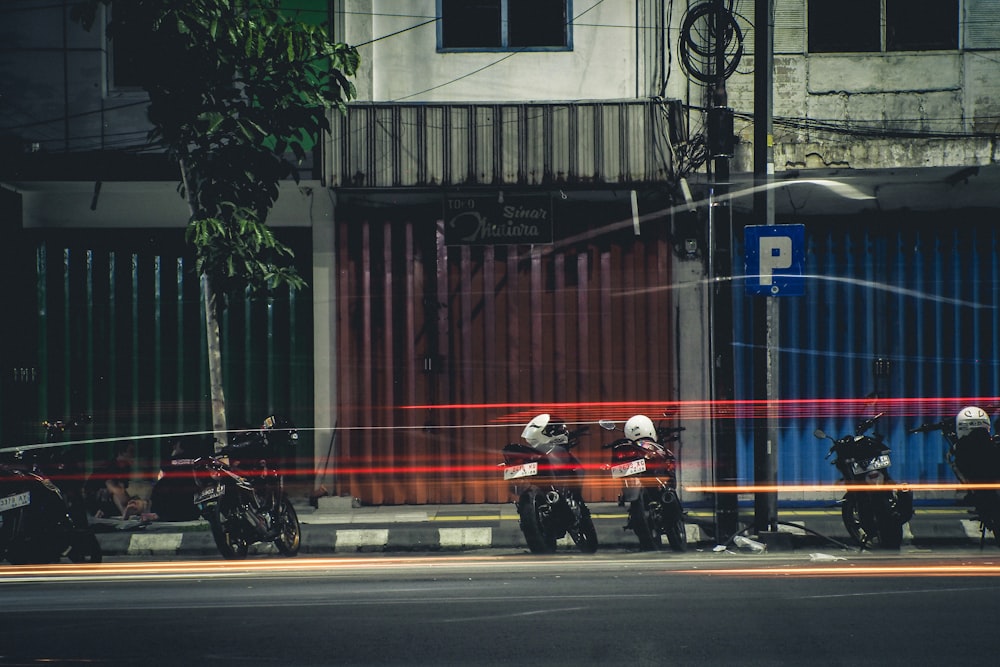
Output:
(708, 0), (739, 542)
(752, 0), (778, 534)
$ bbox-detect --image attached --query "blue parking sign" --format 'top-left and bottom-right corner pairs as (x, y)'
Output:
(744, 224), (805, 296)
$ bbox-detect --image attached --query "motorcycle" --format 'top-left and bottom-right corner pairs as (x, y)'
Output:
(814, 412), (913, 550)
(500, 414), (598, 554)
(598, 415), (687, 551)
(37, 415), (92, 529)
(908, 406), (1000, 548)
(0, 463), (103, 564)
(0, 415), (102, 564)
(192, 415), (301, 560)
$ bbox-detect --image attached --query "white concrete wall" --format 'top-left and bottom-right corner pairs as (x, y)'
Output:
(667, 0), (1000, 173)
(344, 0), (638, 102)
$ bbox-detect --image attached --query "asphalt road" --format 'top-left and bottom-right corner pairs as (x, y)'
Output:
(2, 550), (999, 666)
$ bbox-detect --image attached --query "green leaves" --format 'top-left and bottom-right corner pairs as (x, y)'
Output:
(73, 0), (361, 305)
(186, 210), (306, 298)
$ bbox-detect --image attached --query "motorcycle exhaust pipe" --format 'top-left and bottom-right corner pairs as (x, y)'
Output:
(546, 490), (561, 505)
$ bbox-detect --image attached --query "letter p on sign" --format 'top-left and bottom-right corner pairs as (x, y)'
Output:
(744, 225), (805, 296)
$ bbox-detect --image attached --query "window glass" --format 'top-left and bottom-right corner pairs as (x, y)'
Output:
(886, 0), (958, 51)
(441, 0), (502, 48)
(509, 0), (566, 47)
(808, 0), (880, 53)
(441, 0), (569, 50)
(109, 1), (147, 89)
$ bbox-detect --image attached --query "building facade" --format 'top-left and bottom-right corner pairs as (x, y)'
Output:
(2, 1), (999, 506)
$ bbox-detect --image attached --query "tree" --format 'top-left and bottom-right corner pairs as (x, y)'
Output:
(73, 1), (359, 448)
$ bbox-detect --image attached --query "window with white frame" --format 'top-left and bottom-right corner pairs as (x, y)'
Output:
(808, 0), (958, 53)
(440, 0), (570, 51)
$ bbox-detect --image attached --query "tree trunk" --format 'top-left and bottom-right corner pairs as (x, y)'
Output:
(180, 157), (228, 450)
(202, 273), (228, 452)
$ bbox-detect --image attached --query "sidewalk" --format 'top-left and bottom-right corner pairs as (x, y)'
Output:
(91, 498), (996, 557)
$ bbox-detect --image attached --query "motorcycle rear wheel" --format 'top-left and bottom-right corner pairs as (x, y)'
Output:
(210, 505), (249, 560)
(664, 515), (687, 552)
(273, 496), (301, 556)
(628, 492), (659, 551)
(518, 488), (557, 554)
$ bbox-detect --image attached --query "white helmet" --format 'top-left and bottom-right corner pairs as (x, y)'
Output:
(521, 414), (569, 449)
(956, 406), (991, 439)
(624, 414), (657, 442)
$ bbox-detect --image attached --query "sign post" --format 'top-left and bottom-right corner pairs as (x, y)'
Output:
(745, 224), (804, 536)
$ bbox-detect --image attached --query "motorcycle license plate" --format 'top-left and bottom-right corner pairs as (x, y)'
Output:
(503, 462), (538, 480)
(0, 491), (30, 513)
(611, 458), (646, 478)
(194, 484), (225, 504)
(852, 454), (890, 475)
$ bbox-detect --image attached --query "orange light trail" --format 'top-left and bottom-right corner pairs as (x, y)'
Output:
(684, 564), (1000, 578)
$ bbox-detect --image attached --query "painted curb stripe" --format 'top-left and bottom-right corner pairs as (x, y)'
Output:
(128, 533), (183, 554)
(439, 527), (493, 547)
(335, 528), (389, 549)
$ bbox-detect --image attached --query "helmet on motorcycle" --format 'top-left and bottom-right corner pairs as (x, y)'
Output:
(956, 406), (991, 439)
(521, 414), (569, 449)
(624, 414), (657, 442)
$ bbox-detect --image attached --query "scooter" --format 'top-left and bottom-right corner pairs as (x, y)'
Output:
(0, 415), (102, 564)
(908, 406), (1000, 548)
(814, 413), (913, 550)
(599, 415), (687, 551)
(500, 414), (598, 554)
(0, 463), (102, 564)
(192, 415), (301, 560)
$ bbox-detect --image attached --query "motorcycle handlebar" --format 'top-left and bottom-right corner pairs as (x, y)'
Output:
(907, 421), (947, 434)
(601, 437), (632, 449)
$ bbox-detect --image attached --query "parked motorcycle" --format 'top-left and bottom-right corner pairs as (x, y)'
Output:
(599, 415), (687, 551)
(37, 415), (92, 528)
(814, 412), (913, 550)
(0, 463), (103, 564)
(192, 415), (301, 560)
(500, 414), (598, 554)
(908, 406), (1000, 548)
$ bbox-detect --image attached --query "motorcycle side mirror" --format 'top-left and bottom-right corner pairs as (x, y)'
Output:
(598, 420), (617, 431)
(813, 428), (828, 440)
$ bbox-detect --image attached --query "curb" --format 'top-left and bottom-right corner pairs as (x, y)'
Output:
(92, 508), (999, 557)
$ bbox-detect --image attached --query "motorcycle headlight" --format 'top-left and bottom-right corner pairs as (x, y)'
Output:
(192, 461), (222, 489)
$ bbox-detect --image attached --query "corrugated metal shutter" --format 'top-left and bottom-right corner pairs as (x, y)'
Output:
(774, 0), (806, 54)
(732, 212), (1000, 488)
(333, 193), (677, 505)
(327, 100), (679, 189)
(965, 0), (1000, 49)
(15, 230), (313, 479)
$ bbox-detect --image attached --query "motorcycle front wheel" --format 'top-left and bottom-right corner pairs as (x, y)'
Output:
(571, 504), (598, 554)
(67, 530), (102, 563)
(518, 488), (557, 554)
(969, 491), (1000, 548)
(842, 493), (902, 550)
(628, 492), (659, 551)
(273, 496), (301, 556)
(209, 504), (250, 560)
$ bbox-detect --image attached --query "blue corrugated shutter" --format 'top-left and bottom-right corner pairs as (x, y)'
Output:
(734, 213), (1000, 488)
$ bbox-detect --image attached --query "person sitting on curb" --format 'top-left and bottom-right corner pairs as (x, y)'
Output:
(85, 440), (154, 520)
